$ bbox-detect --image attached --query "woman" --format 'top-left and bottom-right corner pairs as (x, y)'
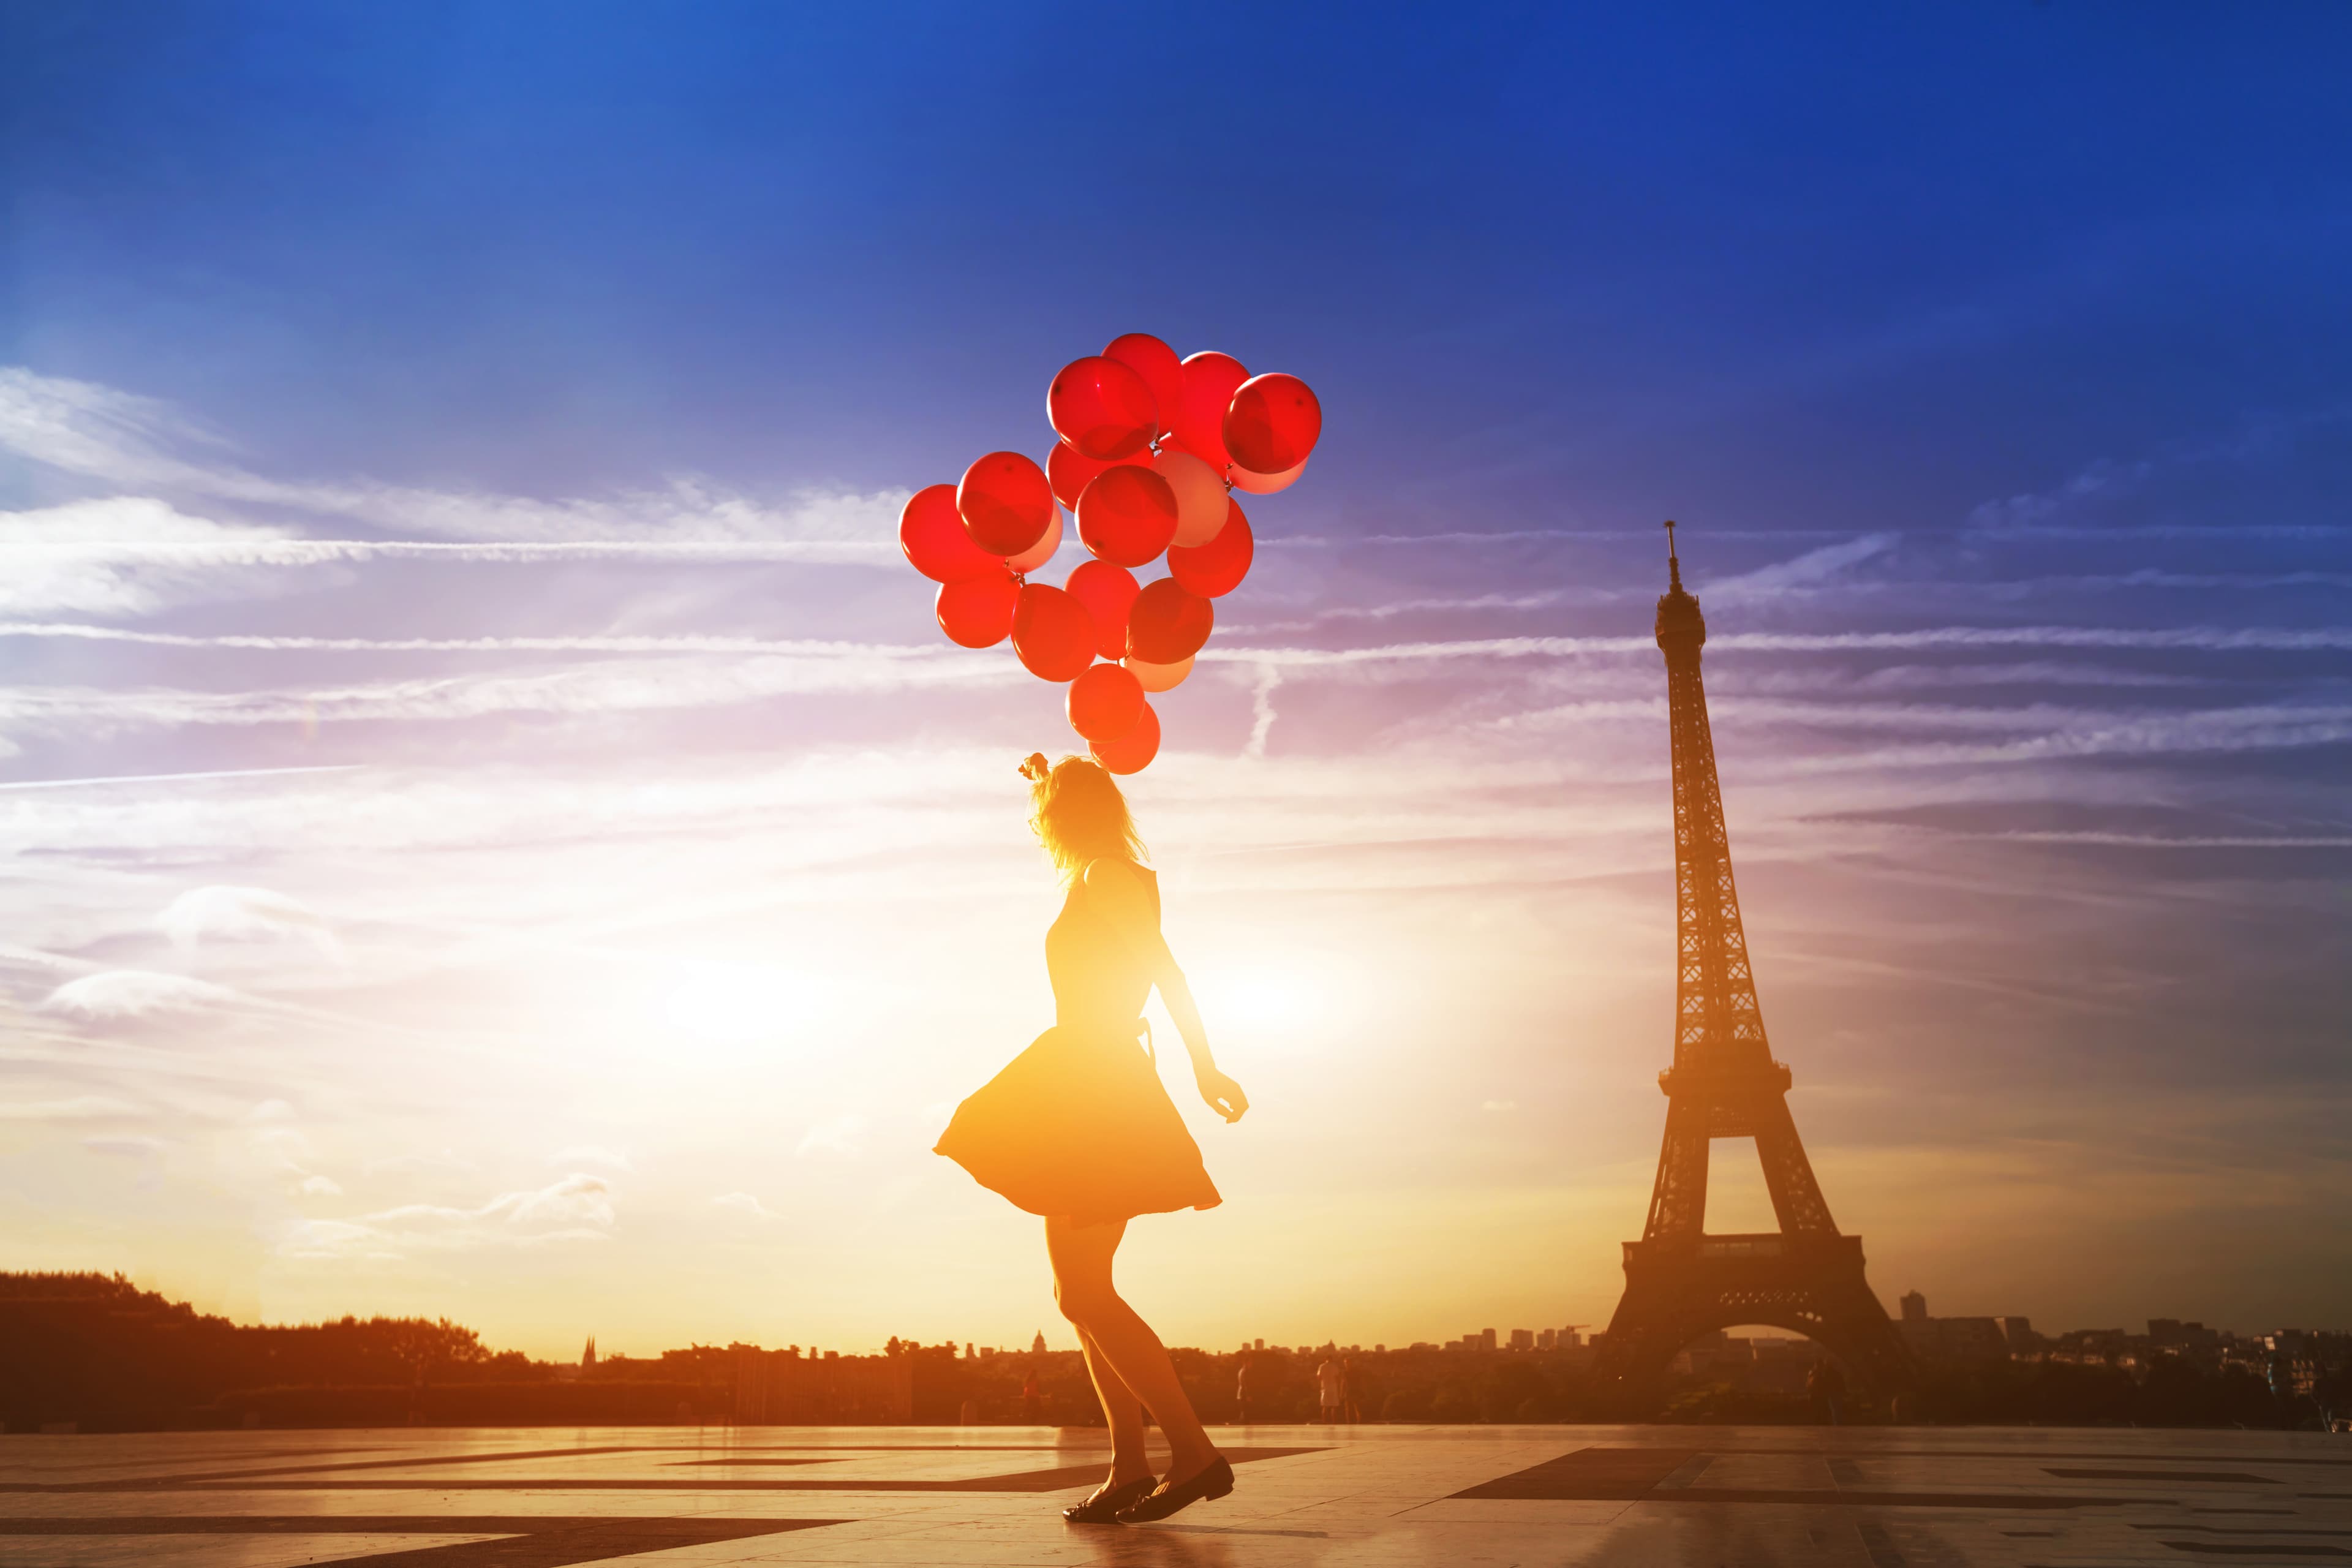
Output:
(935, 753), (1248, 1525)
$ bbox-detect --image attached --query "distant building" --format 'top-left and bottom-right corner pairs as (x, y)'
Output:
(1254, 1339), (1264, 1351)
(1509, 1329), (1534, 1351)
(1031, 1330), (1046, 1355)
(2150, 1319), (2222, 1353)
(1894, 1295), (2012, 1365)
(1537, 1329), (1556, 1351)
(1479, 1329), (1497, 1351)
(582, 1336), (597, 1368)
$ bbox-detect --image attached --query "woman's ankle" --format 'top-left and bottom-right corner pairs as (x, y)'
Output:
(1163, 1442), (1218, 1479)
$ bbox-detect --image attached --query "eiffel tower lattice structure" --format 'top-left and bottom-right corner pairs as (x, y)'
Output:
(1589, 523), (1914, 1411)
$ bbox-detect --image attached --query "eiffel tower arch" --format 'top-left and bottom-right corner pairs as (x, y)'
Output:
(1589, 524), (1915, 1413)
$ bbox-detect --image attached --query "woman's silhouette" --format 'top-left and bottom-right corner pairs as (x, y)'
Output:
(936, 753), (1248, 1525)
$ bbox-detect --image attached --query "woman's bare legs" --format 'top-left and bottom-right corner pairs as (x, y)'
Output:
(1047, 1215), (1218, 1482)
(1074, 1325), (1153, 1487)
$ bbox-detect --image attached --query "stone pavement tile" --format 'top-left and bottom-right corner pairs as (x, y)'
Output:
(1388, 1498), (1634, 1525)
(0, 1535), (503, 1568)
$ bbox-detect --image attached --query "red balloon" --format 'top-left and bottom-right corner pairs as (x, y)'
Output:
(1175, 351), (1249, 471)
(1046, 439), (1149, 511)
(958, 451), (1054, 556)
(936, 568), (1019, 649)
(1011, 582), (1095, 682)
(1104, 333), (1184, 432)
(1126, 578), (1214, 663)
(1090, 697), (1160, 775)
(1076, 464), (1179, 568)
(1167, 499), (1253, 598)
(1047, 356), (1158, 461)
(900, 483), (1000, 583)
(1067, 662), (1147, 744)
(1065, 559), (1141, 660)
(1223, 372), (1322, 475)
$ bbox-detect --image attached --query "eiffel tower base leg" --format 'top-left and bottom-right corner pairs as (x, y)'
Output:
(1589, 1234), (1915, 1418)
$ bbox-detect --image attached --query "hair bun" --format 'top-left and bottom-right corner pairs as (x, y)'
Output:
(1018, 752), (1050, 783)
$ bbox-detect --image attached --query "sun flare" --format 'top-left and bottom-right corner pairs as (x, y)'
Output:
(660, 962), (823, 1046)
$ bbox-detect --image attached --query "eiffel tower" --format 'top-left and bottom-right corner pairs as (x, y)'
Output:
(1590, 522), (1913, 1411)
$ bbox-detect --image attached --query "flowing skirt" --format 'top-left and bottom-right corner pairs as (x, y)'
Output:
(935, 1023), (1221, 1223)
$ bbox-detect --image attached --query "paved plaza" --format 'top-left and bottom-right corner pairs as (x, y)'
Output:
(4, 1423), (2350, 1566)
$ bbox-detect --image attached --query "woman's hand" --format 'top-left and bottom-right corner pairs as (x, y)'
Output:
(1196, 1067), (1248, 1124)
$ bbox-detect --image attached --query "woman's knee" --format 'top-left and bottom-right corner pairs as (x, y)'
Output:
(1053, 1273), (1118, 1329)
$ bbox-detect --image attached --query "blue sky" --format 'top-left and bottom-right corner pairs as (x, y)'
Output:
(1, 2), (2347, 1355)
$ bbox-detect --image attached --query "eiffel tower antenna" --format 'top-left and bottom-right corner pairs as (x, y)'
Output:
(1589, 525), (1915, 1412)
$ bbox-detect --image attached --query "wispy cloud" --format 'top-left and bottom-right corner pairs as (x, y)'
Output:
(712, 1191), (777, 1221)
(0, 1095), (145, 1120)
(1200, 625), (2352, 668)
(0, 622), (939, 656)
(1698, 533), (1899, 605)
(0, 499), (303, 616)
(0, 533), (897, 567)
(1, 368), (905, 547)
(797, 1114), (868, 1158)
(0, 648), (1010, 739)
(548, 1145), (633, 1170)
(281, 1173), (619, 1259)
(39, 970), (240, 1020)
(1979, 831), (2352, 849)
(157, 886), (344, 963)
(1967, 457), (2154, 529)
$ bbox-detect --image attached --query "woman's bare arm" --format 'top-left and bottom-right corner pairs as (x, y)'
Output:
(1084, 859), (1248, 1122)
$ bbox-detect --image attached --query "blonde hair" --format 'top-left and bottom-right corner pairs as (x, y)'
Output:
(1028, 755), (1146, 879)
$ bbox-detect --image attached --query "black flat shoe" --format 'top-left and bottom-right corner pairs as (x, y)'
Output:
(1063, 1473), (1156, 1523)
(1115, 1454), (1233, 1523)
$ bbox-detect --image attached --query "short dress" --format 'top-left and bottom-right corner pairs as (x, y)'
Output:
(935, 861), (1221, 1222)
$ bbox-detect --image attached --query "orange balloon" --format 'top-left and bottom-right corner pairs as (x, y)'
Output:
(1126, 578), (1213, 664)
(1104, 333), (1184, 432)
(1122, 653), (1193, 692)
(1090, 697), (1160, 775)
(1175, 351), (1249, 472)
(1011, 582), (1096, 682)
(1153, 447), (1231, 548)
(1046, 439), (1149, 512)
(1048, 356), (1158, 461)
(1067, 662), (1147, 744)
(1227, 454), (1308, 495)
(936, 568), (1019, 649)
(958, 451), (1054, 556)
(899, 483), (1000, 583)
(1005, 506), (1061, 575)
(1076, 464), (1179, 568)
(1223, 372), (1322, 475)
(1167, 499), (1253, 597)
(1065, 559), (1141, 660)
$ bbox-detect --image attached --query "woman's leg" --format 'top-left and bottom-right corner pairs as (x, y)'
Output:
(1047, 1215), (1218, 1479)
(1074, 1324), (1153, 1485)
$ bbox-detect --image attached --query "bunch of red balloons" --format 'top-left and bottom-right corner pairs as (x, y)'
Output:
(897, 332), (1322, 774)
